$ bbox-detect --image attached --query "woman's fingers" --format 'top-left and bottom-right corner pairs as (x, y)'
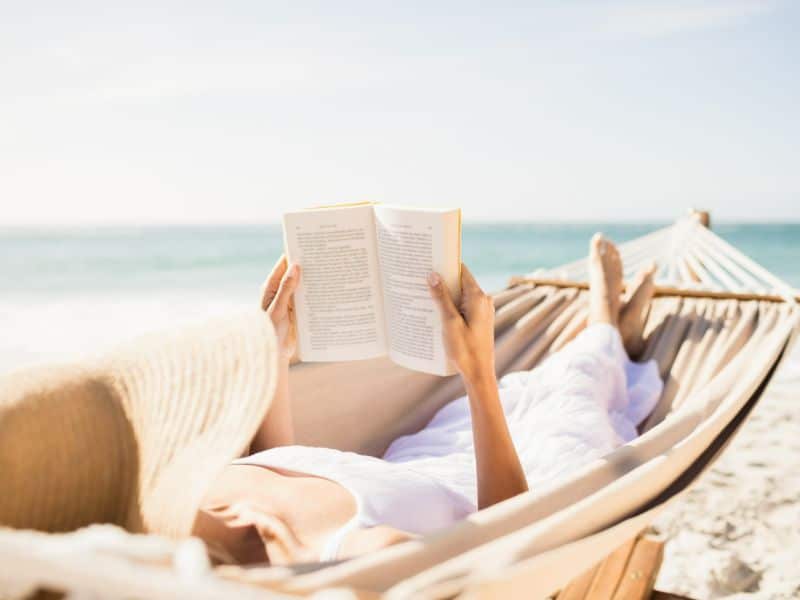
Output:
(261, 256), (301, 316)
(460, 264), (482, 296)
(272, 263), (300, 315)
(460, 263), (490, 320)
(261, 255), (288, 310)
(428, 272), (461, 322)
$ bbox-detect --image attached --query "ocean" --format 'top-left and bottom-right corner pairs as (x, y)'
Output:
(1, 223), (798, 375)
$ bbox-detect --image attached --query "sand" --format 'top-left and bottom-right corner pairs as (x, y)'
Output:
(653, 341), (800, 600)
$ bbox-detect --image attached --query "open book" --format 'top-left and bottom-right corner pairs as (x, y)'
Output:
(282, 203), (461, 375)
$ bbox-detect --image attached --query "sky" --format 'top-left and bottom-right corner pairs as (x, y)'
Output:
(1, 0), (798, 225)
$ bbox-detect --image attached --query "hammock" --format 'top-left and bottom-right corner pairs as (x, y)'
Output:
(1, 215), (798, 599)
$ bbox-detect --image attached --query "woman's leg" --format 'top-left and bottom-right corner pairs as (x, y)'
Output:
(619, 262), (657, 359)
(587, 232), (624, 329)
(587, 233), (656, 356)
(501, 235), (661, 443)
(540, 235), (660, 438)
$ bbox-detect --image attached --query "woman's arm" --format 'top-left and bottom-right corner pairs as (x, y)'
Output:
(251, 256), (300, 451)
(428, 266), (528, 509)
(251, 358), (294, 451)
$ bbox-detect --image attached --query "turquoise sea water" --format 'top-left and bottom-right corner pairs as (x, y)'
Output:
(1, 223), (798, 374)
(2, 223), (799, 296)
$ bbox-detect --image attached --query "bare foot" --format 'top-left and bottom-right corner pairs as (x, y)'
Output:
(588, 233), (623, 327)
(619, 262), (657, 358)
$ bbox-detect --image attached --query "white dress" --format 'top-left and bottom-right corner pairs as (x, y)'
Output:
(234, 323), (663, 560)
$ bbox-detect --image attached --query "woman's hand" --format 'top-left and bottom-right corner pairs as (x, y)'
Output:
(260, 255), (300, 362)
(427, 264), (495, 384)
(252, 255), (300, 451)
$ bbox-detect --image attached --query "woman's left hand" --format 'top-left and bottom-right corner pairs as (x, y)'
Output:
(260, 255), (301, 361)
(427, 264), (496, 384)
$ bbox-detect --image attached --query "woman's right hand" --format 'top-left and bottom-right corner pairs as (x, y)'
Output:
(427, 264), (496, 384)
(260, 255), (301, 362)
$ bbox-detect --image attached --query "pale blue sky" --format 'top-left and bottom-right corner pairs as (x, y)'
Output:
(1, 1), (798, 225)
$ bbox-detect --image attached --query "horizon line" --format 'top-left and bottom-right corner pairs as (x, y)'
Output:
(2, 218), (800, 230)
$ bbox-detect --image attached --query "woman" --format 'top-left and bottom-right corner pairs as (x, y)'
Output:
(192, 235), (662, 565)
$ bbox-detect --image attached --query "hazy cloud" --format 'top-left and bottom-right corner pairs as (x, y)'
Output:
(596, 0), (778, 38)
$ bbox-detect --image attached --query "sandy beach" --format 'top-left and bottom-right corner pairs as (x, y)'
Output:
(654, 340), (800, 600)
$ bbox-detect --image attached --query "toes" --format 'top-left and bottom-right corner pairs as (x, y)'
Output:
(606, 240), (621, 262)
(624, 265), (657, 309)
(592, 233), (620, 264)
(606, 244), (623, 279)
(590, 233), (605, 258)
(630, 261), (657, 289)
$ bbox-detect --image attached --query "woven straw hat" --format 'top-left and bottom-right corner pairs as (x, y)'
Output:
(0, 312), (278, 539)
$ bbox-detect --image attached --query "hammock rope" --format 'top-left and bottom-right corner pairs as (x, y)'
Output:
(526, 215), (800, 303)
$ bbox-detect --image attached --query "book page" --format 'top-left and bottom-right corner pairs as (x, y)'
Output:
(283, 204), (387, 362)
(373, 205), (461, 376)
